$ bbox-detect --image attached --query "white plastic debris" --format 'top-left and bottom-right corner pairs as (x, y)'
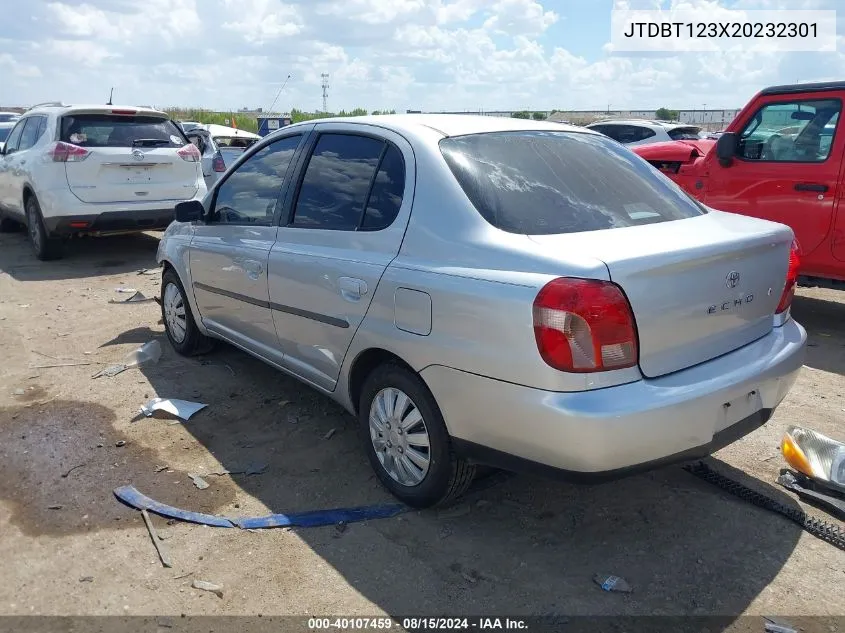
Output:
(140, 397), (207, 421)
(109, 291), (154, 304)
(93, 340), (162, 378)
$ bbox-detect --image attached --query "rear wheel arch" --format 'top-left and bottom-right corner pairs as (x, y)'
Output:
(348, 348), (418, 415)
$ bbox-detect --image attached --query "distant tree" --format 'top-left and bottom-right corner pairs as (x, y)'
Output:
(512, 111), (531, 119)
(532, 111), (547, 120)
(655, 107), (679, 121)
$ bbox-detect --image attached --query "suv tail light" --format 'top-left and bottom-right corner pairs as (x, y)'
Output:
(776, 239), (801, 315)
(212, 152), (226, 172)
(533, 277), (639, 373)
(177, 144), (201, 162)
(48, 141), (90, 163)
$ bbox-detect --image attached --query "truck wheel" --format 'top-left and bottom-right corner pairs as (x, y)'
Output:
(359, 363), (476, 508)
(25, 196), (62, 261)
(161, 268), (215, 356)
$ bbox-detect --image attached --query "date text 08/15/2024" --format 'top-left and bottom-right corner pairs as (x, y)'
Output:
(308, 618), (528, 630)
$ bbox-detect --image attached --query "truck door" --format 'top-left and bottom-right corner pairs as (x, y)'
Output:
(704, 95), (843, 259)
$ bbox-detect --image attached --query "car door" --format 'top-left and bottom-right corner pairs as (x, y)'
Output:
(4, 116), (47, 215)
(704, 95), (843, 260)
(0, 118), (29, 213)
(188, 131), (308, 363)
(268, 124), (414, 391)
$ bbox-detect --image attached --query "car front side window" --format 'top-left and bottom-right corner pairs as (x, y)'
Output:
(2, 120), (26, 155)
(210, 134), (302, 226)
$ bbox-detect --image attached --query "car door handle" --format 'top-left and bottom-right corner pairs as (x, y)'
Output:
(794, 183), (828, 193)
(338, 277), (367, 301)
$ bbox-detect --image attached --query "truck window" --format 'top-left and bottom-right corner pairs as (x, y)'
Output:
(737, 99), (840, 162)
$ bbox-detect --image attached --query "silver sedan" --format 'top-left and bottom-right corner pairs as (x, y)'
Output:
(157, 114), (806, 507)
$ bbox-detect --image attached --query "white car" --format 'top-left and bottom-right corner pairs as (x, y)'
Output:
(586, 120), (702, 147)
(0, 103), (207, 260)
(0, 112), (20, 123)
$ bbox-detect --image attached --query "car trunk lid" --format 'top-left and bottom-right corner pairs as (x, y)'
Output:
(529, 211), (794, 378)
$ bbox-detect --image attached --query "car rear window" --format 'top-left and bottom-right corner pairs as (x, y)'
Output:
(0, 127), (10, 143)
(60, 114), (186, 148)
(667, 126), (702, 140)
(439, 131), (706, 235)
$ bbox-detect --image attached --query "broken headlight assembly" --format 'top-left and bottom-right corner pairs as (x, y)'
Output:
(781, 425), (845, 493)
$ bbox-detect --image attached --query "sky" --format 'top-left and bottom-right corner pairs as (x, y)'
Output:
(0, 0), (843, 113)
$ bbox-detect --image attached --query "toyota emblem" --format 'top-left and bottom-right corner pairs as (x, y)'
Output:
(726, 271), (740, 288)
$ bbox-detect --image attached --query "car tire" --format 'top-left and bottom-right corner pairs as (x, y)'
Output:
(25, 196), (62, 261)
(359, 363), (476, 508)
(161, 268), (215, 356)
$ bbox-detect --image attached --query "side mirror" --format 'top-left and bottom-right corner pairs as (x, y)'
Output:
(175, 200), (205, 223)
(715, 132), (738, 167)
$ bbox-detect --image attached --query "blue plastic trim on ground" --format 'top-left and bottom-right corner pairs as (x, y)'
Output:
(114, 485), (235, 527)
(114, 485), (406, 529)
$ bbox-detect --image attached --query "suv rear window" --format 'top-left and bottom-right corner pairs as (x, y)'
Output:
(667, 126), (702, 140)
(60, 114), (186, 148)
(439, 131), (706, 235)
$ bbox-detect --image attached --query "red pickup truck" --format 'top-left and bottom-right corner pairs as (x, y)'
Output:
(632, 81), (845, 287)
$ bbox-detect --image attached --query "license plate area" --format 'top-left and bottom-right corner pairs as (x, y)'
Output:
(718, 388), (763, 432)
(125, 167), (152, 184)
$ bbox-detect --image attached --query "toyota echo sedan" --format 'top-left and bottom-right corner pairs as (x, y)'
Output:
(156, 114), (806, 508)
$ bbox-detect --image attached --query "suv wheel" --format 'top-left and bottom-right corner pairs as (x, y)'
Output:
(25, 196), (62, 261)
(161, 268), (215, 356)
(359, 363), (476, 508)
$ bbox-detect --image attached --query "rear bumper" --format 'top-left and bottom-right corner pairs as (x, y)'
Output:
(44, 209), (176, 236)
(420, 318), (806, 479)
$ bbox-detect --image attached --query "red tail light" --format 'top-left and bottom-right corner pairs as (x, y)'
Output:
(776, 239), (801, 315)
(48, 141), (90, 162)
(111, 109), (137, 115)
(212, 153), (226, 172)
(533, 278), (639, 373)
(177, 144), (201, 162)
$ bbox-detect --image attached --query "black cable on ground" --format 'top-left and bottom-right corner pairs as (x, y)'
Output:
(683, 461), (845, 552)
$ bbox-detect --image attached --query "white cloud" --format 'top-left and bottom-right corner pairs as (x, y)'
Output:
(2, 0), (843, 114)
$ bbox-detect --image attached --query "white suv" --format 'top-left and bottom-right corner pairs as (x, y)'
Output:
(585, 120), (702, 147)
(0, 103), (207, 260)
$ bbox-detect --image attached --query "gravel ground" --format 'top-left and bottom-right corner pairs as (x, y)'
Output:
(0, 230), (843, 628)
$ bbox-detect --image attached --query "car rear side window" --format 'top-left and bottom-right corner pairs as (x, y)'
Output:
(440, 131), (706, 235)
(60, 114), (186, 148)
(361, 144), (405, 231)
(292, 133), (394, 231)
(668, 127), (701, 140)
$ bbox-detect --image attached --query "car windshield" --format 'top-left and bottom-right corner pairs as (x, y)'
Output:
(60, 113), (186, 148)
(440, 130), (706, 235)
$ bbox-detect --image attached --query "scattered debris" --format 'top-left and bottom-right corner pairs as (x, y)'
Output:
(61, 463), (86, 478)
(764, 617), (798, 633)
(18, 304), (30, 308)
(278, 400), (290, 408)
(188, 473), (210, 490)
(12, 388), (25, 396)
(244, 462), (268, 476)
(115, 440), (126, 447)
(191, 579), (223, 598)
(114, 485), (406, 529)
(114, 287), (138, 294)
(141, 509), (173, 568)
(335, 521), (348, 534)
(140, 397), (207, 421)
(157, 617), (174, 629)
(137, 268), (161, 276)
(593, 574), (633, 593)
(109, 291), (155, 304)
(93, 340), (162, 378)
(323, 428), (337, 440)
(172, 571), (193, 580)
(47, 505), (63, 510)
(79, 576), (94, 583)
(32, 350), (62, 361)
(155, 465), (169, 473)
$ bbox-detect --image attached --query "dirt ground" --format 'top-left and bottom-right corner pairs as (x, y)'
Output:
(0, 230), (843, 627)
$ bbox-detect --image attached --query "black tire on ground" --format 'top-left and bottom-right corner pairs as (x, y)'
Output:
(358, 363), (476, 508)
(25, 196), (62, 260)
(0, 215), (22, 232)
(161, 267), (215, 356)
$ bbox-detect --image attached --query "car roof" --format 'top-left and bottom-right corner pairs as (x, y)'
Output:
(284, 114), (593, 138)
(587, 119), (698, 129)
(24, 103), (168, 117)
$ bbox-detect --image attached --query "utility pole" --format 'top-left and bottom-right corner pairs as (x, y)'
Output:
(321, 73), (329, 113)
